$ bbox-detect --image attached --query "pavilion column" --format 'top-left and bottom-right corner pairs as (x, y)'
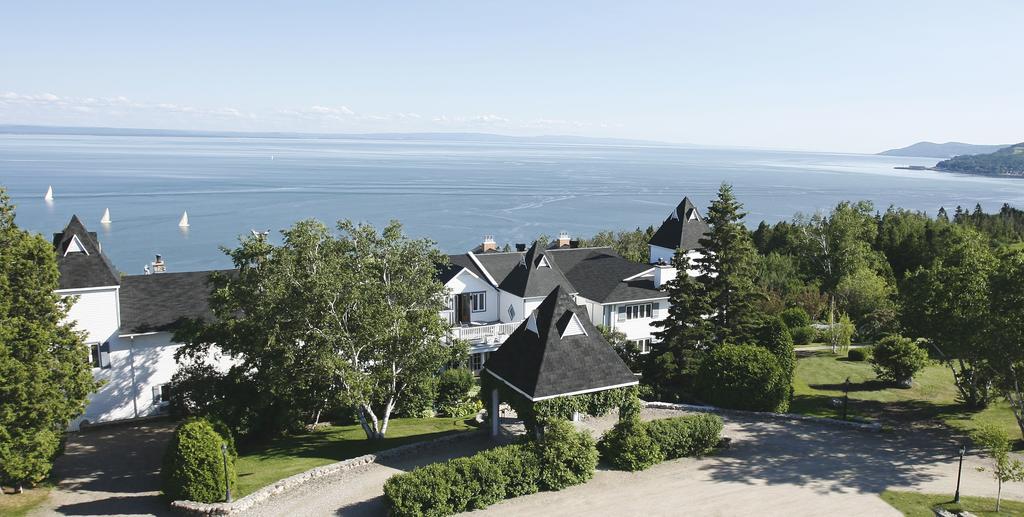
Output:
(490, 388), (500, 439)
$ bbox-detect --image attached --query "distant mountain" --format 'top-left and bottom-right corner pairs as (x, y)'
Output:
(0, 124), (672, 147)
(934, 143), (1024, 177)
(879, 141), (1009, 158)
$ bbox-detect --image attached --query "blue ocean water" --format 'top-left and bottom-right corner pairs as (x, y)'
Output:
(2, 133), (1021, 273)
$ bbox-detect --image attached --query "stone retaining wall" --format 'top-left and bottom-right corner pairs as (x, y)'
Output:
(172, 429), (482, 515)
(643, 401), (883, 432)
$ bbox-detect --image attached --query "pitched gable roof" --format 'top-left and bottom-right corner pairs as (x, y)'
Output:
(52, 215), (121, 289)
(648, 197), (710, 251)
(118, 270), (233, 335)
(546, 247), (662, 303)
(497, 242), (575, 298)
(483, 286), (637, 401)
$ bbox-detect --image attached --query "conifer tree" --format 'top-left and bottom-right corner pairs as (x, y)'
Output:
(0, 188), (96, 490)
(646, 251), (710, 395)
(696, 183), (761, 344)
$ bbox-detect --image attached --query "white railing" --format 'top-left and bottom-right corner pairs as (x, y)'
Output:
(452, 321), (520, 342)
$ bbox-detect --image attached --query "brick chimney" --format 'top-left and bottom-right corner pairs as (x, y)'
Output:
(557, 231), (571, 248)
(481, 235), (497, 253)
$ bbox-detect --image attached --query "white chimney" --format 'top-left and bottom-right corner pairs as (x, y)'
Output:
(654, 264), (677, 289)
(152, 254), (167, 274)
(482, 235), (497, 253)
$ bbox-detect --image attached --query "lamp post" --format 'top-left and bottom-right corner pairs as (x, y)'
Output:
(954, 443), (966, 503)
(842, 377), (850, 421)
(221, 443), (232, 503)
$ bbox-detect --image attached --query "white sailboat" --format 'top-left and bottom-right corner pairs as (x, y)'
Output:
(178, 211), (190, 227)
(100, 208), (111, 224)
(44, 185), (54, 201)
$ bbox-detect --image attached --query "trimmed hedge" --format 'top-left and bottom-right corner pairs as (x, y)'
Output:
(645, 414), (723, 460)
(781, 307), (812, 330)
(790, 325), (815, 346)
(695, 344), (790, 412)
(597, 417), (661, 471)
(383, 419), (596, 516)
(848, 347), (871, 361)
(162, 418), (237, 503)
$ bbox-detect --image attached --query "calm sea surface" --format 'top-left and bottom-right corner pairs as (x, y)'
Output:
(3, 134), (1021, 273)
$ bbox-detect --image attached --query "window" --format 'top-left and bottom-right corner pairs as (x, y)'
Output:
(625, 303), (652, 320)
(469, 352), (490, 374)
(469, 292), (486, 312)
(153, 384), (171, 405)
(508, 304), (516, 320)
(89, 343), (101, 368)
(632, 338), (653, 354)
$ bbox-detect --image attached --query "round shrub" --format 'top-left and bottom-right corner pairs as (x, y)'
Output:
(847, 347), (871, 362)
(695, 344), (790, 412)
(448, 455), (507, 511)
(790, 325), (815, 346)
(780, 307), (811, 330)
(598, 417), (662, 471)
(383, 461), (455, 517)
(478, 443), (541, 498)
(537, 418), (598, 491)
(162, 418), (237, 503)
(397, 376), (438, 417)
(437, 368), (475, 416)
(871, 335), (928, 387)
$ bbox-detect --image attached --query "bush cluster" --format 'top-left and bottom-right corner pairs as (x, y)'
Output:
(597, 417), (662, 471)
(847, 347), (871, 361)
(780, 307), (811, 330)
(695, 344), (790, 412)
(871, 335), (929, 387)
(437, 368), (477, 417)
(600, 413), (723, 471)
(162, 418), (237, 503)
(790, 325), (815, 346)
(383, 418), (596, 516)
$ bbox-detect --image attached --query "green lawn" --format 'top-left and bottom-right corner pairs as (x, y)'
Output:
(792, 352), (1019, 439)
(0, 487), (50, 517)
(235, 417), (476, 497)
(881, 490), (1024, 516)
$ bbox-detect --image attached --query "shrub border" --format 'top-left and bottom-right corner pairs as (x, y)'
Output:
(643, 401), (882, 432)
(171, 429), (482, 515)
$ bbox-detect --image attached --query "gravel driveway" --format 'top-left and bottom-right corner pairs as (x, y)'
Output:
(236, 408), (1022, 517)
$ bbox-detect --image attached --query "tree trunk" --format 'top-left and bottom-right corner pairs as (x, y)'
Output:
(379, 398), (395, 437)
(15, 483), (23, 494)
(997, 478), (1002, 513)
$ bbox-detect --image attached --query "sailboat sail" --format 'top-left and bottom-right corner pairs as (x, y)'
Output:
(178, 211), (190, 227)
(100, 208), (111, 224)
(44, 185), (54, 200)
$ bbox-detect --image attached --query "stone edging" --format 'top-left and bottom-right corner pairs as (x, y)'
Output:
(644, 401), (883, 432)
(171, 429), (481, 515)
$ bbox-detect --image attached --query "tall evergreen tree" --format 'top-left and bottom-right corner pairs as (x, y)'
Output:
(0, 188), (96, 490)
(646, 251), (710, 395)
(696, 183), (761, 343)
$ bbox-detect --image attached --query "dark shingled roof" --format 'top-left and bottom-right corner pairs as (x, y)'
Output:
(118, 270), (232, 335)
(546, 248), (661, 303)
(496, 242), (575, 298)
(52, 215), (121, 289)
(483, 286), (637, 400)
(471, 251), (527, 287)
(648, 197), (710, 251)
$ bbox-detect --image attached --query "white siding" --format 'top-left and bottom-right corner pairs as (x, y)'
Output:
(445, 270), (499, 323)
(60, 287), (120, 344)
(647, 246), (703, 277)
(605, 298), (670, 341)
(498, 291), (525, 323)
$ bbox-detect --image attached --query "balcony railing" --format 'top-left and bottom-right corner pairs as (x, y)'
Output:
(451, 321), (520, 343)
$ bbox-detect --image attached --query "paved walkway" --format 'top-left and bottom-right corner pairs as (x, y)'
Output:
(31, 421), (177, 517)
(236, 408), (1023, 517)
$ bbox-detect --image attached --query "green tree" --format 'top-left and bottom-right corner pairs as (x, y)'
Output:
(0, 188), (97, 491)
(578, 226), (656, 263)
(902, 225), (996, 408)
(753, 316), (795, 401)
(835, 266), (898, 340)
(696, 183), (761, 343)
(972, 424), (1024, 513)
(647, 251), (709, 396)
(987, 248), (1024, 438)
(175, 219), (460, 439)
(870, 335), (929, 387)
(597, 325), (639, 372)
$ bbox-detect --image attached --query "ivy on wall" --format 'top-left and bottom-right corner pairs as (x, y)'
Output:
(479, 371), (638, 433)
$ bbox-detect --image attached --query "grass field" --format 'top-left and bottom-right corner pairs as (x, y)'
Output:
(0, 487), (50, 517)
(880, 490), (1024, 516)
(792, 352), (1019, 440)
(234, 416), (476, 497)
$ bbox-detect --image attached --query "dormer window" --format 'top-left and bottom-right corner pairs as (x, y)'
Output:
(526, 312), (539, 335)
(64, 234), (90, 256)
(536, 255), (551, 268)
(560, 313), (587, 338)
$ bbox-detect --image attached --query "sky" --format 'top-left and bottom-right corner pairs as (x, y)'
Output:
(1, 1), (1022, 153)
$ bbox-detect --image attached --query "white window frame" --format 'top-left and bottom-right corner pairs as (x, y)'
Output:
(469, 291), (486, 313)
(625, 303), (652, 320)
(632, 338), (653, 354)
(153, 383), (171, 406)
(88, 343), (101, 368)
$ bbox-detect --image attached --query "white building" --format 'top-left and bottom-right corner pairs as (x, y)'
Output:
(52, 216), (232, 430)
(55, 195), (709, 426)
